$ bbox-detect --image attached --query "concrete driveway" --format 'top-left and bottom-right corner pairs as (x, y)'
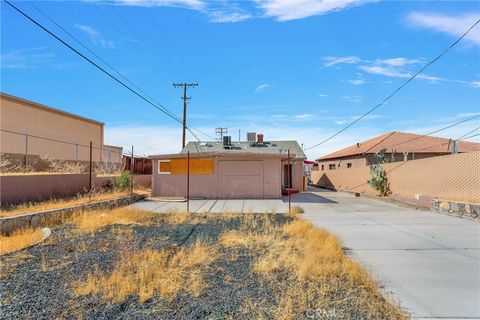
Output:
(299, 188), (480, 319)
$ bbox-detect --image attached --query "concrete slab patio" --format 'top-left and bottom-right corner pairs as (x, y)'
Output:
(130, 198), (289, 213)
(130, 189), (479, 318)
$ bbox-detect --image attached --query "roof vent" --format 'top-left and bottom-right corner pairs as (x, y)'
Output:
(356, 143), (360, 148)
(247, 132), (256, 143)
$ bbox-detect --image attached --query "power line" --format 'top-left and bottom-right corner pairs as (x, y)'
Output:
(4, 0), (210, 142)
(345, 126), (480, 191)
(461, 132), (480, 141)
(373, 115), (480, 152)
(28, 2), (183, 124)
(305, 18), (480, 152)
(457, 126), (480, 140)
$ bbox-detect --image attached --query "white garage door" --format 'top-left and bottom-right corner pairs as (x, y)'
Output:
(218, 160), (263, 198)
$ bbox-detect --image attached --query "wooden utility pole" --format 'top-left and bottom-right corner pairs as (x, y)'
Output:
(173, 82), (198, 148)
(215, 127), (228, 141)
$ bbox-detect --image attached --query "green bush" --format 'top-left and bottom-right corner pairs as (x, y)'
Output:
(116, 171), (132, 189)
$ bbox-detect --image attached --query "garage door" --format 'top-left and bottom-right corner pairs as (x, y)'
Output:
(218, 161), (263, 198)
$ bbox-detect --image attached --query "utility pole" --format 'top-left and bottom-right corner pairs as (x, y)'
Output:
(173, 82), (198, 148)
(215, 127), (228, 141)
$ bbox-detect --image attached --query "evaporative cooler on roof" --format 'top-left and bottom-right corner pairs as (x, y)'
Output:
(247, 132), (256, 143)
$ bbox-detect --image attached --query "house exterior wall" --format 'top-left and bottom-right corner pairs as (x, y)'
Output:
(1, 94), (103, 162)
(151, 155), (283, 199)
(311, 152), (480, 203)
(316, 152), (454, 171)
(316, 157), (367, 171)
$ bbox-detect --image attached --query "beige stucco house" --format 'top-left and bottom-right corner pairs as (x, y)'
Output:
(0, 92), (122, 167)
(150, 137), (306, 199)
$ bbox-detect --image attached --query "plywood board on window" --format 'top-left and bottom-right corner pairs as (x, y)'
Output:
(170, 158), (214, 175)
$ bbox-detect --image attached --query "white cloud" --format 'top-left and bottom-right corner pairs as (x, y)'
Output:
(111, 0), (205, 10)
(358, 65), (410, 78)
(293, 113), (316, 121)
(208, 10), (252, 23)
(322, 55), (360, 68)
(75, 23), (115, 48)
(255, 83), (272, 93)
(374, 57), (422, 66)
(469, 80), (480, 88)
(318, 93), (329, 97)
(348, 79), (365, 85)
(257, 0), (375, 22)
(406, 12), (480, 45)
(1, 48), (54, 69)
(341, 95), (362, 103)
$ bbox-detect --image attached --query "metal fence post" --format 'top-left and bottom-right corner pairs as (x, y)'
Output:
(89, 141), (93, 198)
(288, 149), (291, 213)
(24, 132), (28, 168)
(130, 145), (134, 195)
(187, 151), (190, 213)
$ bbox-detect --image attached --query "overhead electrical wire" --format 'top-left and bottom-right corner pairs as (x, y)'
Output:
(5, 0), (213, 141)
(28, 2), (183, 124)
(370, 114), (480, 152)
(305, 18), (480, 152)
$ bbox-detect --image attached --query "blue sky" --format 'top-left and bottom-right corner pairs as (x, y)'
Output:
(1, 0), (479, 159)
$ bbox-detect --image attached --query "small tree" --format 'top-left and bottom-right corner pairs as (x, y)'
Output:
(116, 170), (132, 189)
(367, 149), (390, 196)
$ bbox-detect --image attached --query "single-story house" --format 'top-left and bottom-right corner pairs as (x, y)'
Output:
(315, 131), (480, 171)
(149, 135), (306, 199)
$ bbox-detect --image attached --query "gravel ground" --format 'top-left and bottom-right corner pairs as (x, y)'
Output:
(0, 213), (403, 319)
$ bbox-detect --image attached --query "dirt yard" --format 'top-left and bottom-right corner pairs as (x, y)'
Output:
(0, 208), (406, 319)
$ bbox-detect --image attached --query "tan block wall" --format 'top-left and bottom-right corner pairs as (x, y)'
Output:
(101, 146), (123, 163)
(311, 152), (480, 203)
(1, 95), (103, 161)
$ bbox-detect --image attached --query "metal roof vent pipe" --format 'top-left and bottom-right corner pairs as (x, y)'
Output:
(257, 133), (264, 144)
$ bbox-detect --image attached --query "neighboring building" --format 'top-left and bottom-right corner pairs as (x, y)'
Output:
(150, 134), (306, 199)
(315, 131), (480, 171)
(0, 93), (122, 166)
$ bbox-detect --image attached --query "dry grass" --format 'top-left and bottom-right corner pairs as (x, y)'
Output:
(217, 216), (404, 319)
(0, 189), (137, 218)
(74, 239), (218, 303)
(288, 205), (304, 215)
(254, 219), (404, 319)
(72, 207), (154, 233)
(0, 228), (45, 255)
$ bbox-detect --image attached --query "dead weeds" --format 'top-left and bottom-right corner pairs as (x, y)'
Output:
(0, 228), (45, 256)
(73, 239), (219, 303)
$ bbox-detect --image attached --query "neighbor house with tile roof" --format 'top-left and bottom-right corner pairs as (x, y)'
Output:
(315, 131), (480, 171)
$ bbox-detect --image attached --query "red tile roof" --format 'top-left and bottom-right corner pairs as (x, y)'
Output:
(316, 131), (480, 161)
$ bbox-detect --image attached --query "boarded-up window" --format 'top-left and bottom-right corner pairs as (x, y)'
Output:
(158, 159), (214, 175)
(158, 160), (171, 174)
